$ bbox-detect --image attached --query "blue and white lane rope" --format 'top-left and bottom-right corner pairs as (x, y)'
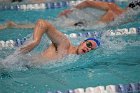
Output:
(0, 37), (27, 49)
(0, 27), (139, 49)
(0, 0), (117, 11)
(45, 82), (140, 93)
(0, 1), (69, 10)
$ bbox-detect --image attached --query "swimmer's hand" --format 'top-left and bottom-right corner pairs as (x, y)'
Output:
(6, 21), (17, 28)
(58, 9), (74, 17)
(20, 42), (37, 54)
(20, 46), (32, 54)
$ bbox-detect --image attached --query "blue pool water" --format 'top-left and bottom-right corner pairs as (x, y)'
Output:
(0, 4), (140, 93)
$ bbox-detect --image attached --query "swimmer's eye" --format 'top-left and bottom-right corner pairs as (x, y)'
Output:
(86, 41), (93, 48)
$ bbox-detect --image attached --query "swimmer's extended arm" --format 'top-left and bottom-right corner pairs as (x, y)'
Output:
(6, 21), (35, 29)
(0, 21), (17, 30)
(75, 0), (111, 10)
(0, 25), (6, 30)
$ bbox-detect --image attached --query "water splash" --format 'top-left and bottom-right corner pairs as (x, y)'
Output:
(52, 6), (140, 31)
(108, 7), (140, 28)
(51, 8), (107, 30)
(0, 34), (80, 71)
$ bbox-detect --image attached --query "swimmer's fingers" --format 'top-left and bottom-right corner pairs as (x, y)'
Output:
(19, 41), (37, 54)
(19, 46), (32, 54)
(19, 48), (28, 54)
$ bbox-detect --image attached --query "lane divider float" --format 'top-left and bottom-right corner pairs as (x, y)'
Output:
(45, 82), (140, 93)
(0, 0), (116, 11)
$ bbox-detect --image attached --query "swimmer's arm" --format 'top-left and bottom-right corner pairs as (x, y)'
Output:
(59, 1), (112, 17)
(0, 25), (6, 30)
(43, 20), (70, 48)
(6, 21), (34, 29)
(75, 0), (111, 10)
(15, 24), (35, 29)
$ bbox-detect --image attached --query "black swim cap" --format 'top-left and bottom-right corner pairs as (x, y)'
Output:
(128, 0), (140, 9)
(74, 21), (85, 27)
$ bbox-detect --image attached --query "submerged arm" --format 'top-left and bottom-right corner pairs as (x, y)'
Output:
(75, 0), (111, 10)
(59, 0), (111, 17)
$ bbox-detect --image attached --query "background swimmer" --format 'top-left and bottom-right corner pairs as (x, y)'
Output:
(0, 21), (35, 30)
(0, 1), (139, 30)
(59, 0), (140, 24)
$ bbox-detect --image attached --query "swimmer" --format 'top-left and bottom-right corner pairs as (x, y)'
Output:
(0, 21), (35, 30)
(20, 19), (100, 61)
(59, 0), (140, 23)
(1, 1), (139, 30)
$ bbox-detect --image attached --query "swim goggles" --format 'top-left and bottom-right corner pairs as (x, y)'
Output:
(85, 41), (94, 49)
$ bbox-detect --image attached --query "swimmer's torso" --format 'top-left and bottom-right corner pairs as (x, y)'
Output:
(40, 44), (69, 60)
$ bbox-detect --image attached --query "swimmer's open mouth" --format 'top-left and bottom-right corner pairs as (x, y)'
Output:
(82, 49), (86, 53)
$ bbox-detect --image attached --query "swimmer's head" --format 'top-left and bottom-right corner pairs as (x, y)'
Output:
(128, 0), (140, 10)
(77, 38), (100, 54)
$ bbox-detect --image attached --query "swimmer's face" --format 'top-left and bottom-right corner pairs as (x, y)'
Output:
(77, 40), (97, 54)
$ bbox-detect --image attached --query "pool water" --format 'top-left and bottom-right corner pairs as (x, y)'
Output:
(0, 4), (140, 93)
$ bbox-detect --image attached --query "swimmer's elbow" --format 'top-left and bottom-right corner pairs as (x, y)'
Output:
(37, 19), (53, 30)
